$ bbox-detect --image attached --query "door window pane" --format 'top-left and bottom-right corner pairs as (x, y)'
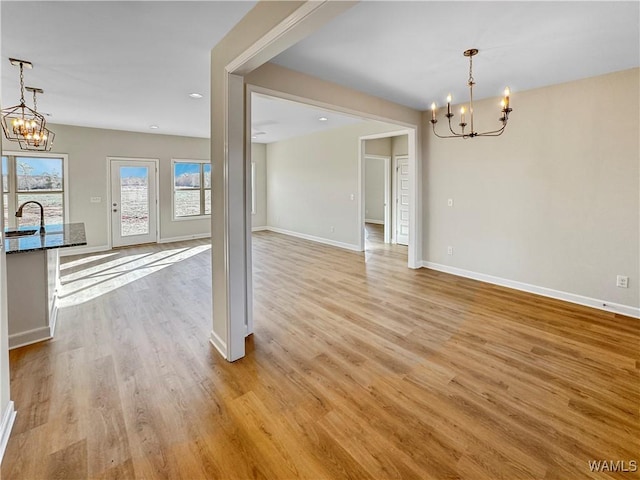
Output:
(120, 166), (149, 236)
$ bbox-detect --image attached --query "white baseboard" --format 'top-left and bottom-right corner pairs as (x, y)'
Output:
(365, 219), (384, 225)
(265, 226), (361, 252)
(422, 261), (640, 319)
(209, 330), (228, 359)
(251, 226), (269, 232)
(159, 233), (211, 244)
(59, 244), (110, 257)
(9, 326), (52, 350)
(0, 401), (16, 464)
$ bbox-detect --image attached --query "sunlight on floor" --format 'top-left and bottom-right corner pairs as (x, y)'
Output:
(58, 244), (211, 307)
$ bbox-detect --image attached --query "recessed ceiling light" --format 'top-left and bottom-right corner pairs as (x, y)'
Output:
(189, 93), (203, 99)
(149, 125), (159, 129)
(318, 116), (328, 122)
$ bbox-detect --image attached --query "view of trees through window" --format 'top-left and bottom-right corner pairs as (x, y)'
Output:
(173, 161), (211, 217)
(2, 155), (65, 228)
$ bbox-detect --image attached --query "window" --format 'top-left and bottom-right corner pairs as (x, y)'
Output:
(1, 153), (68, 228)
(172, 159), (211, 219)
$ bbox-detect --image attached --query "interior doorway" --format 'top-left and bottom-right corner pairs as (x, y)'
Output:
(364, 155), (391, 245)
(360, 132), (413, 257)
(108, 157), (158, 248)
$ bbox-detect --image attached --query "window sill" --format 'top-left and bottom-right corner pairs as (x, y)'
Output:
(172, 214), (211, 222)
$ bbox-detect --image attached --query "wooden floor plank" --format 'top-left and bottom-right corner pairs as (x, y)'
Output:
(1, 226), (638, 479)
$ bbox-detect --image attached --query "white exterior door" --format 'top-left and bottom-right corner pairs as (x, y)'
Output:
(110, 159), (158, 247)
(395, 155), (409, 246)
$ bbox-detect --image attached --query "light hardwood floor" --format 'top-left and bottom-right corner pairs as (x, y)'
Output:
(1, 231), (638, 479)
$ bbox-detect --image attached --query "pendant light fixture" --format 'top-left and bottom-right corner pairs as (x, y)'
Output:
(430, 49), (513, 138)
(19, 87), (55, 151)
(1, 58), (54, 151)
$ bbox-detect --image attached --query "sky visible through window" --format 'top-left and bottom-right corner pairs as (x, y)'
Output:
(120, 166), (148, 179)
(16, 157), (62, 177)
(175, 163), (200, 177)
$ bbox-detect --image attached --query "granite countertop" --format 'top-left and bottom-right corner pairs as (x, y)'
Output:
(4, 223), (87, 254)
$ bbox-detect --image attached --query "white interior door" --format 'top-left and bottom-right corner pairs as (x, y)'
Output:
(395, 155), (409, 246)
(110, 159), (158, 247)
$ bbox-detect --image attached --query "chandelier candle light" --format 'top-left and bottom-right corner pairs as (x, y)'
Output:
(1, 58), (55, 151)
(430, 49), (512, 138)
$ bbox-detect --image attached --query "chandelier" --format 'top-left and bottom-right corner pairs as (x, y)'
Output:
(1, 58), (55, 151)
(20, 87), (55, 151)
(430, 49), (512, 138)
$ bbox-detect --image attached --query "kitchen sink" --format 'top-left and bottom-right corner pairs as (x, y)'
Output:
(5, 229), (38, 238)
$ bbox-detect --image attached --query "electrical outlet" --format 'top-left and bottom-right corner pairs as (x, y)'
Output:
(616, 275), (629, 288)
(90, 196), (102, 203)
(447, 246), (453, 255)
(330, 226), (335, 233)
(447, 198), (454, 207)
(350, 193), (355, 201)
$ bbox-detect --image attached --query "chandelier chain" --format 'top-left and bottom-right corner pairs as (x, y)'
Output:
(468, 53), (474, 85)
(32, 89), (37, 112)
(19, 63), (25, 104)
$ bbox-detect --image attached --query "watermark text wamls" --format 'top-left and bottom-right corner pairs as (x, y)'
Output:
(588, 460), (637, 473)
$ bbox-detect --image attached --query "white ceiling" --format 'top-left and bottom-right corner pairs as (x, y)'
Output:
(273, 1), (640, 110)
(251, 93), (366, 144)
(1, 1), (256, 138)
(2, 1), (639, 141)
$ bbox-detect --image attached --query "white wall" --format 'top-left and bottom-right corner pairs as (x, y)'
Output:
(44, 124), (210, 251)
(251, 143), (267, 228)
(364, 137), (391, 157)
(0, 73), (16, 461)
(423, 68), (639, 312)
(266, 121), (404, 249)
(392, 135), (408, 157)
(364, 157), (385, 223)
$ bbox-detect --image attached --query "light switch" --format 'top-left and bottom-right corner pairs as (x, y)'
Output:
(447, 198), (454, 207)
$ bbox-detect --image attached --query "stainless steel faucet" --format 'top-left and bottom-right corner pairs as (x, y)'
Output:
(15, 201), (46, 235)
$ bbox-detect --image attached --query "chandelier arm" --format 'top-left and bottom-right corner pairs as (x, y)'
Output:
(475, 126), (507, 137)
(476, 120), (509, 136)
(447, 115), (462, 137)
(432, 122), (464, 139)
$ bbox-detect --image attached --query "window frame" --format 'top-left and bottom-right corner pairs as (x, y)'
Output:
(2, 151), (70, 229)
(171, 158), (211, 221)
